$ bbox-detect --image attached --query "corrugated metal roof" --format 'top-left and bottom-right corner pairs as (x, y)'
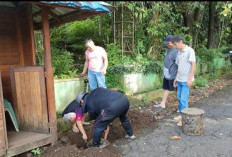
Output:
(39, 1), (111, 12)
(0, 1), (115, 29)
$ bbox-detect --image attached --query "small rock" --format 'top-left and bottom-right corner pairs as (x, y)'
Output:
(26, 153), (33, 157)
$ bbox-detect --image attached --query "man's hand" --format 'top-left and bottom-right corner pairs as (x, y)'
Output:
(173, 79), (177, 88)
(187, 78), (192, 87)
(81, 72), (86, 77)
(82, 134), (88, 143)
(101, 70), (106, 76)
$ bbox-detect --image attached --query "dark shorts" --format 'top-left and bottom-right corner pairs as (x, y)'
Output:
(162, 78), (176, 91)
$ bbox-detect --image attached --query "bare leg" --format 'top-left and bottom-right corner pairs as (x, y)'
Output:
(103, 126), (109, 140)
(154, 90), (169, 108)
(69, 115), (79, 133)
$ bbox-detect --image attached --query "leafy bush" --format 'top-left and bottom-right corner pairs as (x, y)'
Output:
(144, 62), (163, 75)
(108, 55), (163, 75)
(51, 47), (74, 77)
(194, 76), (208, 87)
(196, 46), (226, 64)
(106, 43), (122, 69)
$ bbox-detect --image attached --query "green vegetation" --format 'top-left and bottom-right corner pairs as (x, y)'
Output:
(194, 76), (208, 87)
(34, 1), (232, 91)
(31, 147), (43, 156)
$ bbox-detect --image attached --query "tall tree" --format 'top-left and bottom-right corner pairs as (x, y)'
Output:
(207, 1), (216, 49)
(192, 3), (205, 49)
(178, 2), (205, 47)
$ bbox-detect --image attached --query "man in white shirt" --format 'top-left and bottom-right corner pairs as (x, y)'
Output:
(173, 36), (196, 126)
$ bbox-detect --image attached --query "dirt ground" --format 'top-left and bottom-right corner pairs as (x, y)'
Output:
(19, 73), (232, 157)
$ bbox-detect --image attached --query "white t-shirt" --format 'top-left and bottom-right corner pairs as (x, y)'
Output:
(175, 45), (196, 82)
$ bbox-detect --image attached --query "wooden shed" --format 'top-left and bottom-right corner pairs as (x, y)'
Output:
(0, 1), (113, 156)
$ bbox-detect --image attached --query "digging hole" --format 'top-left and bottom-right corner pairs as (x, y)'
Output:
(28, 109), (158, 157)
(59, 109), (157, 148)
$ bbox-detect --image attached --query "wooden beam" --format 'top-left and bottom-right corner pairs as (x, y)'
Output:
(41, 8), (57, 145)
(34, 10), (104, 30)
(34, 6), (63, 23)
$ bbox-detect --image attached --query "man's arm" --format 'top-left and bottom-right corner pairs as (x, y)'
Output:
(76, 121), (88, 142)
(187, 61), (196, 86)
(81, 59), (89, 76)
(101, 53), (108, 75)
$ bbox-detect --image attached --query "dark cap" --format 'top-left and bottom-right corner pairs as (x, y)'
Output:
(76, 92), (85, 104)
(163, 35), (174, 45)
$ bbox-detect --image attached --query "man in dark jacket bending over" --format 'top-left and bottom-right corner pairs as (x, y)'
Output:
(76, 87), (136, 148)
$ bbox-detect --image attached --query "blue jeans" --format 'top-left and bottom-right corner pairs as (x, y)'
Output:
(177, 82), (190, 114)
(88, 70), (106, 91)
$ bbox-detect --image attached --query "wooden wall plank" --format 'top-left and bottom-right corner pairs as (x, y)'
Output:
(11, 66), (49, 133)
(0, 72), (8, 156)
(0, 6), (25, 103)
(20, 4), (36, 66)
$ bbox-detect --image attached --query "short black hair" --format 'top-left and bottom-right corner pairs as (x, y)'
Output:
(84, 38), (93, 44)
(173, 35), (185, 43)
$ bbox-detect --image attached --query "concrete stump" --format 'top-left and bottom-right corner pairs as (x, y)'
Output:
(182, 108), (205, 136)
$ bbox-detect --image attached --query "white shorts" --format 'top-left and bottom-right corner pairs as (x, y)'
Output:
(62, 112), (75, 123)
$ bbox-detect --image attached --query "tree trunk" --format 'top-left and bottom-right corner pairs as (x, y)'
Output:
(183, 7), (194, 47)
(183, 12), (193, 37)
(207, 1), (215, 49)
(192, 6), (204, 49)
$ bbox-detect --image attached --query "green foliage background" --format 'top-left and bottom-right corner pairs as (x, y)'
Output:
(34, 1), (232, 88)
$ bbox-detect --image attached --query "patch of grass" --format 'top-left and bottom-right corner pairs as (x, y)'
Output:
(194, 77), (208, 87)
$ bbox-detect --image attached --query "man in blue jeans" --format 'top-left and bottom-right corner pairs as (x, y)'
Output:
(81, 39), (108, 91)
(173, 36), (196, 126)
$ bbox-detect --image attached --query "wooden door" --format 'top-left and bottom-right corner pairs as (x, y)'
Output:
(0, 72), (7, 156)
(10, 66), (49, 133)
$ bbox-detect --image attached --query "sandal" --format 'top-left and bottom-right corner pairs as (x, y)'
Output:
(174, 115), (182, 121)
(154, 105), (165, 109)
(177, 121), (182, 127)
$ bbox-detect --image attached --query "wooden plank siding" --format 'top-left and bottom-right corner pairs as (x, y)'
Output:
(20, 4), (36, 66)
(10, 66), (49, 133)
(0, 72), (8, 156)
(0, 5), (35, 103)
(0, 7), (23, 103)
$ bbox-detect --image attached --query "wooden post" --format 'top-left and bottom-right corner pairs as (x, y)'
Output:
(0, 72), (7, 156)
(41, 7), (57, 144)
(182, 108), (205, 136)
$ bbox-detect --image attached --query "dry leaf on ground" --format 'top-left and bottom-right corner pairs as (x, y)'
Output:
(170, 136), (181, 140)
